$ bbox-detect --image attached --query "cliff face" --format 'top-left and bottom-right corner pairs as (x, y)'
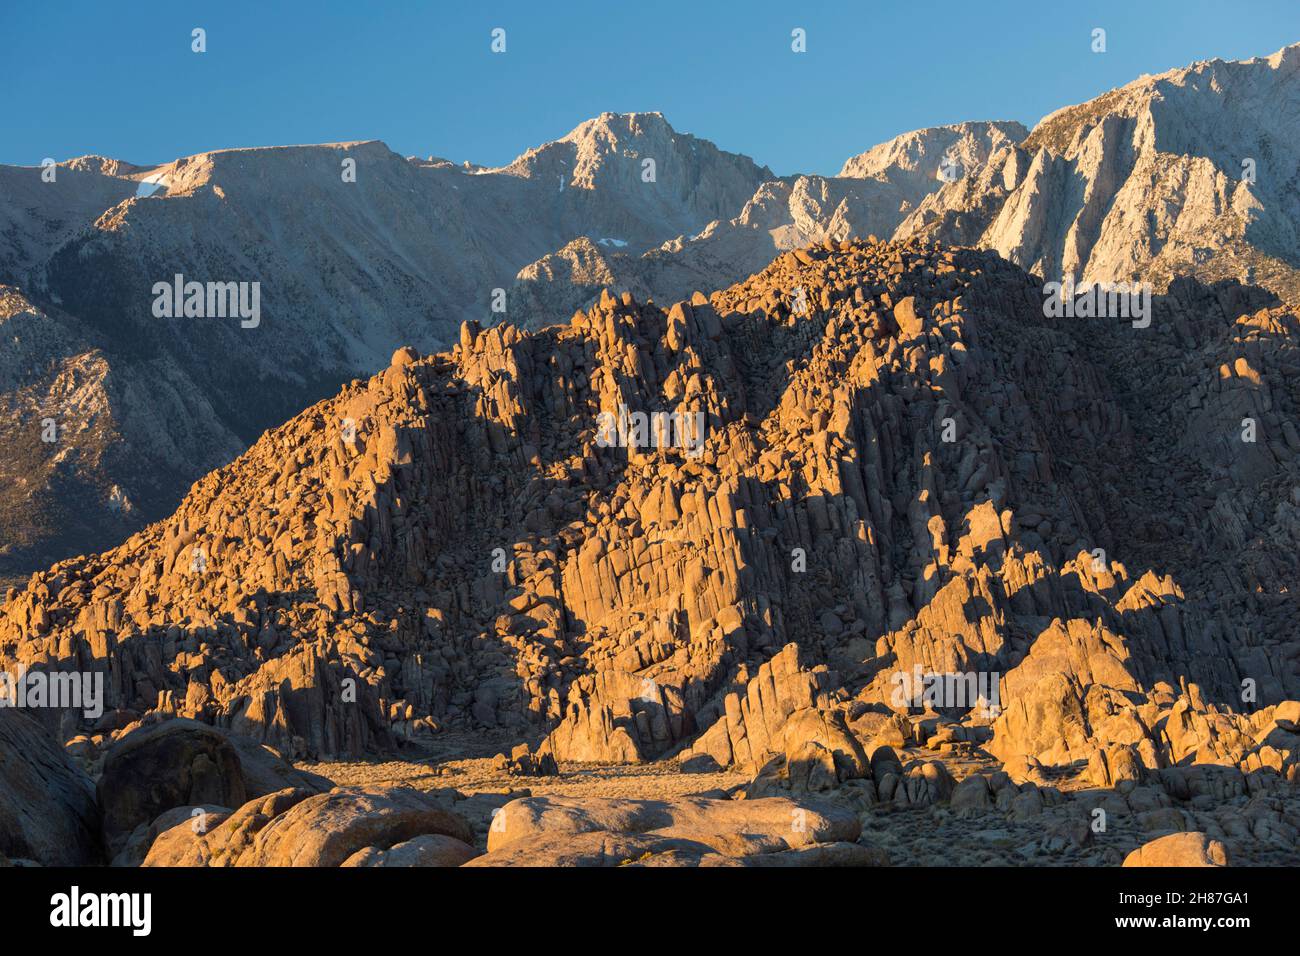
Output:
(896, 45), (1300, 302)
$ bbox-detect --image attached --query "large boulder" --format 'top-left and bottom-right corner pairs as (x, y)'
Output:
(747, 707), (871, 796)
(98, 718), (329, 855)
(465, 831), (704, 867)
(390, 346), (420, 368)
(466, 828), (882, 867)
(481, 794), (860, 866)
(342, 834), (480, 867)
(223, 731), (332, 796)
(0, 708), (100, 865)
(111, 803), (231, 867)
(143, 788), (312, 867)
(235, 786), (475, 867)
(678, 644), (843, 773)
(1122, 832), (1229, 867)
(144, 785), (476, 868)
(989, 619), (1146, 768)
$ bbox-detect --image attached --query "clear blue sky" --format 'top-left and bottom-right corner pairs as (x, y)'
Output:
(3, 1), (1296, 176)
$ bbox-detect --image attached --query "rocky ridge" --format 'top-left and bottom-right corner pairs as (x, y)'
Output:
(3, 235), (1295, 775)
(510, 122), (1027, 321)
(896, 45), (1300, 301)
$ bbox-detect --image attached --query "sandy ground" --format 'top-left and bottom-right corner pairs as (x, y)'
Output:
(305, 731), (749, 802)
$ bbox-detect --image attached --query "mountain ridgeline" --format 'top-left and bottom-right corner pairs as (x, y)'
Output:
(3, 48), (1298, 580)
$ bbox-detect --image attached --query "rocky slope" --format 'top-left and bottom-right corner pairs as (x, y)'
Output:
(2, 39), (1299, 871)
(3, 234), (1295, 770)
(7, 44), (1295, 581)
(0, 114), (771, 576)
(2, 234), (1298, 868)
(0, 156), (146, 287)
(0, 285), (243, 577)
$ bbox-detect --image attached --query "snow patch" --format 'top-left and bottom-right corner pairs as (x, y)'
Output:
(135, 172), (168, 198)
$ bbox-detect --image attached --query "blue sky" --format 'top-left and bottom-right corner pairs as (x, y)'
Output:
(3, 1), (1296, 176)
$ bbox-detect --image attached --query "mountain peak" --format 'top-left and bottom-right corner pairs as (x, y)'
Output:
(838, 121), (1028, 180)
(494, 111), (772, 184)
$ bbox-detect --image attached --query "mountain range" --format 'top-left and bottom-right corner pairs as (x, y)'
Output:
(2, 40), (1300, 871)
(4, 44), (1294, 581)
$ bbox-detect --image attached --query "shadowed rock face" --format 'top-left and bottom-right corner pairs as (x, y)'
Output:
(1, 234), (1296, 805)
(0, 708), (100, 865)
(95, 718), (332, 857)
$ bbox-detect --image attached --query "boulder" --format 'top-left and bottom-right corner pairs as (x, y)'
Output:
(465, 830), (701, 867)
(949, 774), (992, 814)
(98, 718), (326, 855)
(111, 803), (231, 867)
(486, 794), (859, 861)
(98, 720), (247, 856)
(893, 295), (925, 336)
(466, 829), (885, 867)
(0, 708), (100, 865)
(747, 706), (871, 796)
(678, 645), (843, 773)
(237, 786), (475, 867)
(224, 732), (333, 796)
(1122, 831), (1229, 867)
(143, 788), (313, 867)
(341, 834), (480, 867)
(390, 346), (420, 368)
